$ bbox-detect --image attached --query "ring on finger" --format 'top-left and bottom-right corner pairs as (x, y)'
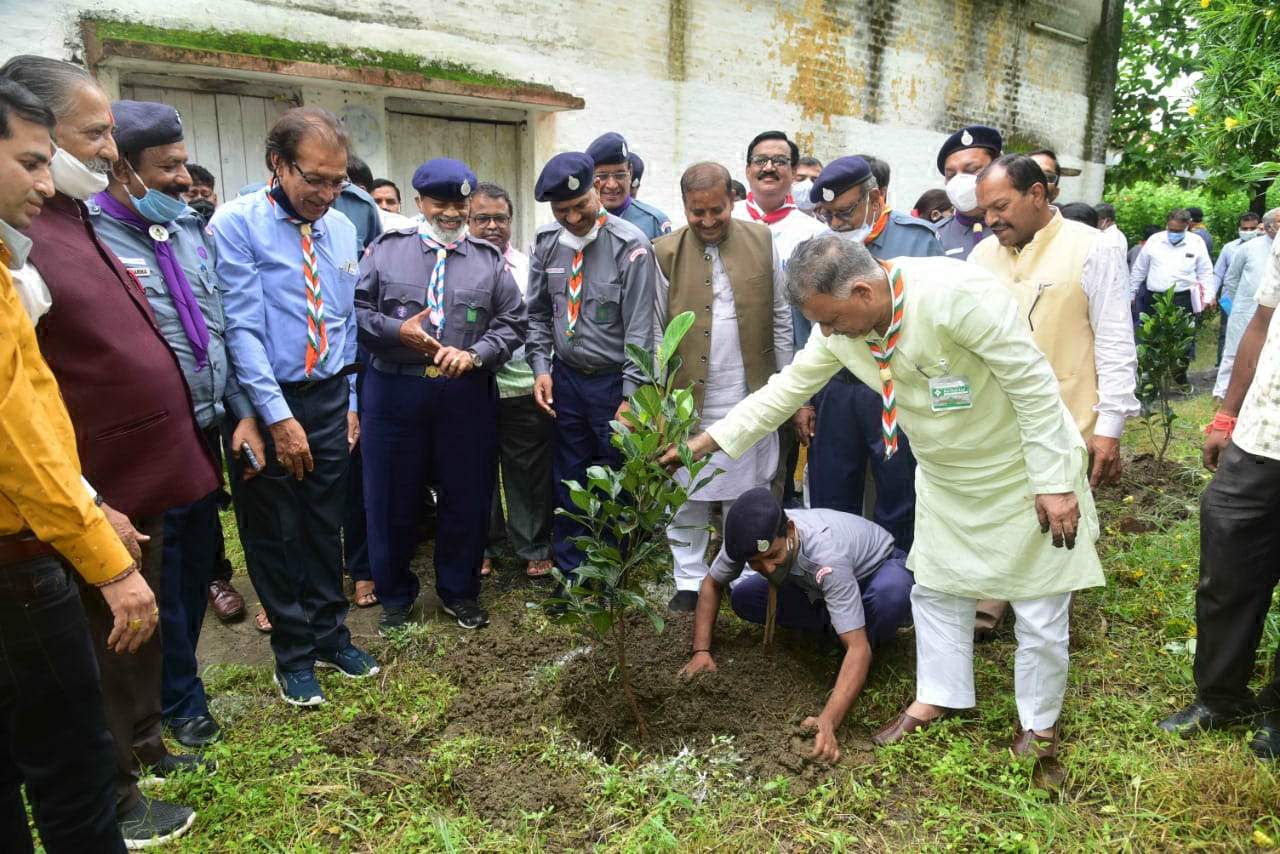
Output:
(127, 618), (144, 631)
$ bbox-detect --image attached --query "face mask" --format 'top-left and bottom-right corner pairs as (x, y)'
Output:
(50, 147), (109, 200)
(838, 196), (873, 243)
(944, 172), (979, 213)
(1167, 231), (1185, 246)
(762, 531), (798, 590)
(1239, 229), (1260, 242)
(130, 182), (189, 224)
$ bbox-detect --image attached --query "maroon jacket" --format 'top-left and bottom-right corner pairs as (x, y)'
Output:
(23, 193), (217, 519)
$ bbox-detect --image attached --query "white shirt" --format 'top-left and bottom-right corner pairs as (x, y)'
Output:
(11, 259), (51, 323)
(504, 245), (530, 297)
(1081, 238), (1142, 438)
(1129, 230), (1213, 303)
(1233, 236), (1280, 461)
(378, 209), (418, 232)
(1100, 223), (1129, 257)
(732, 200), (827, 271)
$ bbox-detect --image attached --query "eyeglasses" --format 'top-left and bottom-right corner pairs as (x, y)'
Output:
(594, 170), (630, 185)
(470, 214), (511, 226)
(749, 155), (792, 170)
(1043, 172), (1060, 185)
(288, 160), (349, 192)
(815, 195), (867, 225)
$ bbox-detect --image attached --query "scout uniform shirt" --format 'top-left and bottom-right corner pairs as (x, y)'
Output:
(354, 227), (526, 371)
(526, 213), (657, 395)
(935, 212), (989, 260)
(619, 198), (673, 242)
(708, 256), (1105, 601)
(708, 508), (895, 635)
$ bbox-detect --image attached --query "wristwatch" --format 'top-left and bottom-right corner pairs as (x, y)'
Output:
(467, 349), (483, 369)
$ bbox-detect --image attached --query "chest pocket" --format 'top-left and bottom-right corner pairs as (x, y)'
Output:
(450, 288), (492, 347)
(549, 276), (568, 319)
(380, 280), (428, 321)
(193, 267), (226, 334)
(585, 280), (622, 324)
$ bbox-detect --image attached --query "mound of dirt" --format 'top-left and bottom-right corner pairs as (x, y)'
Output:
(319, 711), (435, 796)
(448, 755), (588, 831)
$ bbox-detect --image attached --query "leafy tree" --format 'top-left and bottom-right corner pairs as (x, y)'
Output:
(545, 311), (717, 737)
(1135, 290), (1196, 466)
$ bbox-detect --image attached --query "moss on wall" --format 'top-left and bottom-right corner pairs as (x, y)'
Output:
(89, 19), (553, 93)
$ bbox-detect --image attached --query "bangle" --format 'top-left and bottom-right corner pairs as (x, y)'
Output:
(692, 648), (711, 655)
(1205, 411), (1237, 438)
(94, 566), (136, 589)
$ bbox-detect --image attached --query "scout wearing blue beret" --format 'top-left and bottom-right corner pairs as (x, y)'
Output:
(585, 132), (671, 241)
(627, 151), (645, 192)
(525, 153), (658, 602)
(798, 155), (940, 554)
(934, 124), (1003, 260)
(112, 99), (184, 152)
(678, 486), (914, 763)
(356, 157), (528, 632)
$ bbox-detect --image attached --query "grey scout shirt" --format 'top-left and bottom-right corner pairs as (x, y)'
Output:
(935, 213), (991, 260)
(526, 213), (658, 395)
(88, 202), (252, 429)
(355, 228), (527, 371)
(620, 199), (673, 242)
(708, 509), (896, 635)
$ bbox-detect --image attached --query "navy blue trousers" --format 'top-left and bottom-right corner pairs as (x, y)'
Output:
(550, 362), (623, 574)
(159, 483), (219, 723)
(362, 366), (497, 608)
(343, 349), (371, 583)
(729, 549), (914, 648)
(808, 377), (917, 551)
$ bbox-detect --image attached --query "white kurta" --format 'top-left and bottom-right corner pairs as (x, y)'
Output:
(707, 256), (1105, 601)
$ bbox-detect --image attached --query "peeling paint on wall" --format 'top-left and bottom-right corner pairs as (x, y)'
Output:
(770, 0), (863, 128)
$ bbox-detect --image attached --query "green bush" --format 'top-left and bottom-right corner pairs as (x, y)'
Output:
(1104, 181), (1258, 249)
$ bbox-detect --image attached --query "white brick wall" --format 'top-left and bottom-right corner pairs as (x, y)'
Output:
(0, 0), (1116, 227)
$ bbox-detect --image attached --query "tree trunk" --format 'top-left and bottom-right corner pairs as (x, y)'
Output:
(613, 612), (646, 739)
(1251, 178), (1274, 217)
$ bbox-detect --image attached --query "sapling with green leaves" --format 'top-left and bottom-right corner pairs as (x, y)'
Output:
(543, 311), (718, 737)
(1136, 289), (1196, 467)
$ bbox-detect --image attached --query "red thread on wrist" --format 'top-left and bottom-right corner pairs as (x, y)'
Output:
(1205, 411), (1237, 438)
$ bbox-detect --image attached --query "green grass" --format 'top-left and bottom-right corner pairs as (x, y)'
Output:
(151, 349), (1279, 850)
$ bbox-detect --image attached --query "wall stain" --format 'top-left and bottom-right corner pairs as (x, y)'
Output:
(770, 0), (863, 128)
(667, 0), (689, 82)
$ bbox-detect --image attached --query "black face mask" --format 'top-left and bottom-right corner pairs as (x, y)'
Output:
(188, 199), (216, 226)
(269, 180), (313, 223)
(764, 532), (798, 589)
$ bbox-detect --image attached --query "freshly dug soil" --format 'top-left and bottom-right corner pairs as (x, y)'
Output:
(448, 755), (589, 831)
(319, 711), (435, 796)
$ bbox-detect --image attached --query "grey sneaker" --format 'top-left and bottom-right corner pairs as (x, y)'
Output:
(119, 795), (196, 849)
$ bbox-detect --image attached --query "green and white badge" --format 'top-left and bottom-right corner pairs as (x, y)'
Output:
(929, 374), (973, 411)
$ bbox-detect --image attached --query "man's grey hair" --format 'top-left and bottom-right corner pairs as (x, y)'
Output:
(0, 56), (96, 119)
(1262, 207), (1280, 227)
(784, 235), (884, 307)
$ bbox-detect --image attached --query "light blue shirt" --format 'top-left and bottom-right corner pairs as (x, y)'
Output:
(209, 188), (359, 425)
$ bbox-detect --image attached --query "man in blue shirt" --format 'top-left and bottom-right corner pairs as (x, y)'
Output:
(586, 132), (672, 241)
(209, 106), (378, 707)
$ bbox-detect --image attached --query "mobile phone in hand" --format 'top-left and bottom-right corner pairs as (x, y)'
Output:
(240, 441), (263, 472)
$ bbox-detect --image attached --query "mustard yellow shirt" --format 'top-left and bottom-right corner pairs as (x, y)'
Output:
(0, 226), (133, 584)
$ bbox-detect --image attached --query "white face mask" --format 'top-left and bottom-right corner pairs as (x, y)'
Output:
(944, 172), (979, 214)
(1239, 229), (1260, 242)
(50, 147), (110, 200)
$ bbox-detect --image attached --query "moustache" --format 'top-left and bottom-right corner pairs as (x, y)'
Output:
(82, 157), (112, 174)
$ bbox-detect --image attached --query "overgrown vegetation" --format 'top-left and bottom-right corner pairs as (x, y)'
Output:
(1135, 290), (1197, 466)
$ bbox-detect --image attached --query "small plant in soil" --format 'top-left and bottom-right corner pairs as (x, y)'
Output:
(1136, 289), (1195, 468)
(545, 311), (717, 737)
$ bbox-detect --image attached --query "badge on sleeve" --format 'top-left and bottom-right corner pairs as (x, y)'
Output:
(814, 566), (833, 586)
(929, 374), (973, 411)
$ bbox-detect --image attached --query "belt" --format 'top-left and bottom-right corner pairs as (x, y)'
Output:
(370, 356), (444, 378)
(0, 531), (58, 566)
(553, 360), (622, 377)
(279, 364), (360, 395)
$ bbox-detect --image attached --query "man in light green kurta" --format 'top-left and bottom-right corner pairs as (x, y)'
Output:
(669, 235), (1104, 761)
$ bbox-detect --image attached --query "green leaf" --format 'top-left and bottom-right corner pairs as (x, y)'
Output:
(657, 311), (696, 377)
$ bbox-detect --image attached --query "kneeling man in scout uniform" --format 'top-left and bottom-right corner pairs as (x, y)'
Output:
(678, 487), (914, 763)
(356, 158), (527, 632)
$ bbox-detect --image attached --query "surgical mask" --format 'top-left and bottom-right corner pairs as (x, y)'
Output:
(765, 533), (799, 589)
(130, 183), (189, 224)
(1239, 229), (1260, 242)
(50, 147), (109, 200)
(836, 195), (873, 243)
(944, 172), (979, 213)
(1167, 231), (1185, 246)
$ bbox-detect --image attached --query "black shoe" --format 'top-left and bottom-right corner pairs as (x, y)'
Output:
(166, 714), (221, 749)
(442, 599), (489, 630)
(544, 586), (569, 618)
(378, 604), (413, 637)
(142, 752), (217, 784)
(119, 794), (196, 849)
(668, 590), (698, 612)
(1158, 700), (1254, 736)
(1250, 714), (1280, 760)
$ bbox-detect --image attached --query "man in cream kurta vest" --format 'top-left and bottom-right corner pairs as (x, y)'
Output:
(654, 163), (793, 611)
(664, 236), (1104, 763)
(968, 155), (1139, 640)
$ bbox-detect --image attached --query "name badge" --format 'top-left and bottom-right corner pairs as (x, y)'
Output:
(929, 375), (973, 411)
(342, 260), (359, 275)
(466, 307), (479, 323)
(127, 266), (153, 279)
(546, 267), (566, 274)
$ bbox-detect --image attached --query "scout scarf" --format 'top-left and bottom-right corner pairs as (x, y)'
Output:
(266, 183), (328, 375)
(566, 209), (610, 338)
(744, 192), (796, 226)
(864, 207), (892, 244)
(94, 191), (211, 370)
(419, 222), (466, 336)
(867, 266), (905, 460)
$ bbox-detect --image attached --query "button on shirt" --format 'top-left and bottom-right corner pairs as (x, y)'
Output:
(354, 227), (526, 368)
(1128, 230), (1213, 302)
(209, 189), (360, 425)
(90, 204), (252, 429)
(1233, 237), (1280, 462)
(707, 509), (896, 634)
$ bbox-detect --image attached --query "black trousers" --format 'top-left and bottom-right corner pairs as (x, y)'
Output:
(0, 556), (124, 853)
(230, 376), (352, 673)
(1194, 441), (1280, 713)
(487, 393), (555, 562)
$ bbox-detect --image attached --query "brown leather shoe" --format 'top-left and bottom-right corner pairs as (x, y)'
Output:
(208, 579), (246, 622)
(872, 710), (950, 747)
(1011, 725), (1059, 760)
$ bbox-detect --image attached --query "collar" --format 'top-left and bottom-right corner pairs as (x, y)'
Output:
(266, 190), (327, 237)
(0, 219), (33, 270)
(608, 194), (634, 218)
(418, 228), (470, 255)
(955, 211), (983, 228)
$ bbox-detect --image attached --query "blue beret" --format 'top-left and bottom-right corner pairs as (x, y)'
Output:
(111, 100), (183, 154)
(411, 158), (477, 202)
(809, 156), (873, 204)
(535, 152), (595, 203)
(723, 487), (787, 563)
(936, 125), (1003, 174)
(586, 132), (630, 167)
(627, 151), (644, 185)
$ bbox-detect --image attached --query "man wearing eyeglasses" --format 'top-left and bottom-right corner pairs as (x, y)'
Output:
(209, 107), (379, 708)
(586, 132), (671, 242)
(803, 156), (941, 550)
(1028, 150), (1064, 205)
